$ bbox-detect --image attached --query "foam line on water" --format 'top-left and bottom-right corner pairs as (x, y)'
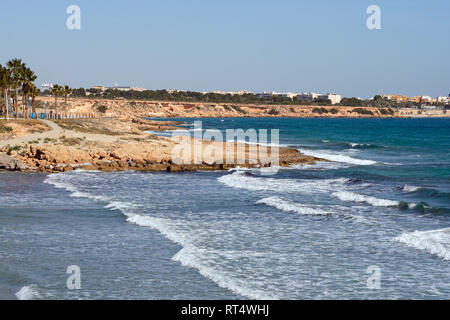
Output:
(15, 285), (42, 300)
(218, 171), (349, 194)
(45, 172), (277, 300)
(256, 196), (331, 216)
(299, 148), (376, 166)
(393, 228), (450, 261)
(332, 191), (400, 207)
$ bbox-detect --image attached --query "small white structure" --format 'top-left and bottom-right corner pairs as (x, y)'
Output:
(437, 96), (449, 104)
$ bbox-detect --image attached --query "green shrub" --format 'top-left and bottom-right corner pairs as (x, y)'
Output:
(312, 107), (329, 114)
(329, 108), (339, 114)
(0, 123), (13, 133)
(97, 105), (108, 113)
(352, 108), (374, 115)
(231, 105), (247, 114)
(7, 145), (21, 155)
(267, 108), (280, 115)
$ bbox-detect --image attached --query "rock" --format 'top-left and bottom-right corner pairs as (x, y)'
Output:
(0, 153), (29, 171)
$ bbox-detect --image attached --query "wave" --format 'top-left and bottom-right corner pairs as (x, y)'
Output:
(333, 190), (450, 214)
(348, 142), (382, 149)
(126, 214), (278, 300)
(45, 172), (277, 300)
(402, 185), (423, 193)
(256, 196), (376, 226)
(218, 171), (349, 194)
(332, 191), (400, 207)
(402, 185), (450, 201)
(409, 202), (450, 214)
(15, 285), (42, 300)
(320, 140), (384, 150)
(298, 149), (377, 166)
(226, 139), (288, 148)
(394, 228), (450, 261)
(256, 196), (331, 216)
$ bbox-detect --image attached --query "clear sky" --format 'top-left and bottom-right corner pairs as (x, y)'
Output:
(1, 0), (449, 98)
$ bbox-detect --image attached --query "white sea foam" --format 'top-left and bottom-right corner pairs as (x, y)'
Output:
(299, 149), (376, 166)
(227, 139), (288, 148)
(402, 185), (423, 193)
(126, 214), (277, 299)
(394, 228), (450, 261)
(289, 161), (349, 170)
(172, 247), (278, 300)
(45, 172), (276, 300)
(15, 285), (42, 300)
(332, 191), (399, 207)
(256, 196), (331, 216)
(218, 171), (349, 194)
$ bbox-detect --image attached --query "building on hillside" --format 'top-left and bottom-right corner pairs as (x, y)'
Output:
(90, 85), (146, 92)
(91, 85), (105, 91)
(320, 93), (342, 104)
(41, 83), (54, 92)
(418, 95), (434, 103)
(297, 92), (321, 101)
(296, 92), (341, 104)
(437, 96), (449, 104)
(386, 94), (411, 103)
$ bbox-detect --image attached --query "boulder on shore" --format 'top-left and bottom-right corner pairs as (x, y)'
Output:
(0, 153), (29, 171)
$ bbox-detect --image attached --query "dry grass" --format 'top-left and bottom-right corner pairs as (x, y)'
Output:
(55, 119), (126, 136)
(0, 120), (50, 134)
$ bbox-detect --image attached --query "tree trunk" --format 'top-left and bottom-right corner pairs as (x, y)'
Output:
(4, 89), (8, 120)
(55, 96), (58, 119)
(15, 88), (19, 119)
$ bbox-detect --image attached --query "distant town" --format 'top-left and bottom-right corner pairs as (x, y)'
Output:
(39, 83), (450, 109)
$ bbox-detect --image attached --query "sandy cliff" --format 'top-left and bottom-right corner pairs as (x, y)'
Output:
(35, 96), (449, 119)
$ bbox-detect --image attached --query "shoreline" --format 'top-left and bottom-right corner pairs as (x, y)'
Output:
(0, 118), (322, 173)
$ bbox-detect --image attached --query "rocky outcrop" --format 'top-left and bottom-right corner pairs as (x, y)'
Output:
(0, 153), (29, 171)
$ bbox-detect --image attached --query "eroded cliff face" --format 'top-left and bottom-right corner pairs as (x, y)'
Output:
(0, 117), (320, 173)
(35, 96), (413, 119)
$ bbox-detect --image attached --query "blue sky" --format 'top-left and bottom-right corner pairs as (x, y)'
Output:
(1, 0), (449, 98)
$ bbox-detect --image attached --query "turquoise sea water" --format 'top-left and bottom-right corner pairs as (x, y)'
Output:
(0, 118), (449, 299)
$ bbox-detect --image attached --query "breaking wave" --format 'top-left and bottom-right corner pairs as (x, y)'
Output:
(218, 171), (349, 194)
(394, 228), (450, 261)
(402, 185), (423, 193)
(256, 196), (331, 216)
(15, 285), (42, 300)
(298, 149), (377, 166)
(44, 172), (277, 300)
(332, 191), (400, 207)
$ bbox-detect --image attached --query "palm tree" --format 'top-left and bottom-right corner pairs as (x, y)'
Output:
(28, 83), (40, 118)
(6, 58), (24, 119)
(50, 84), (62, 118)
(21, 67), (37, 119)
(62, 85), (72, 118)
(0, 64), (12, 119)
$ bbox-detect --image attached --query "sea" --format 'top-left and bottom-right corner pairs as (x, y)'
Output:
(0, 118), (449, 300)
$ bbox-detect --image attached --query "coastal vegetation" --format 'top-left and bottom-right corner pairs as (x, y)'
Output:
(0, 58), (73, 119)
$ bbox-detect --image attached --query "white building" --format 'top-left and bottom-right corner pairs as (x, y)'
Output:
(322, 93), (342, 105)
(419, 95), (434, 103)
(41, 83), (54, 91)
(297, 92), (321, 101)
(437, 96), (449, 104)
